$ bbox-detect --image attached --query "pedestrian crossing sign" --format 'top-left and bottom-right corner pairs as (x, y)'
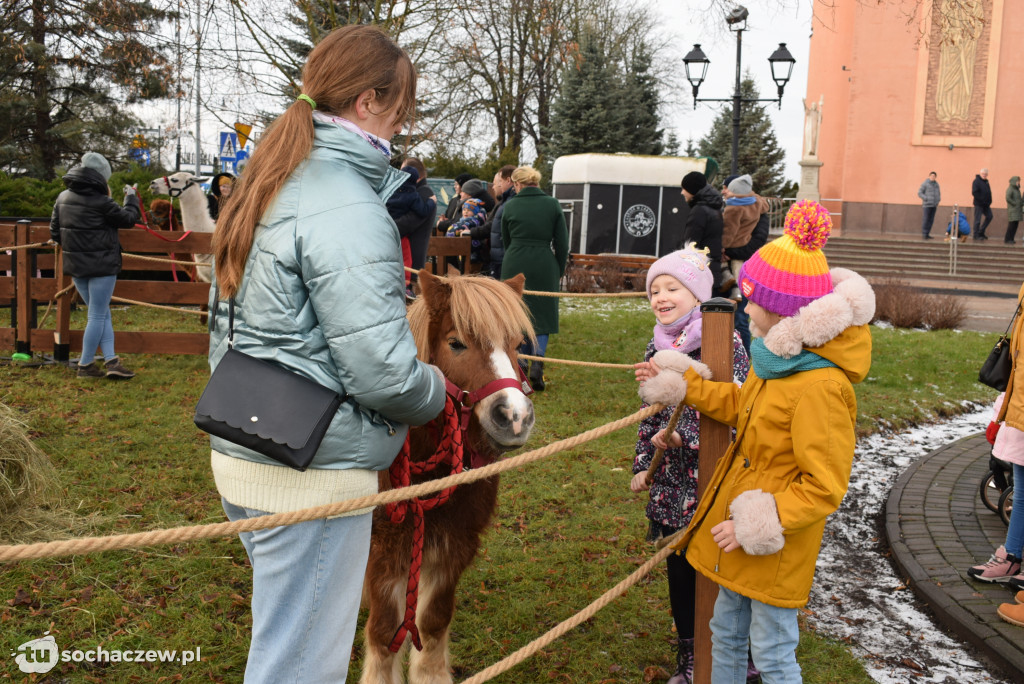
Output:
(219, 131), (238, 161)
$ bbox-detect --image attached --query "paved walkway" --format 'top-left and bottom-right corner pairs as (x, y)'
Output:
(886, 433), (1024, 680)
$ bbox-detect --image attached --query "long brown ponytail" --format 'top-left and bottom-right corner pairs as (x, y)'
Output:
(213, 25), (416, 298)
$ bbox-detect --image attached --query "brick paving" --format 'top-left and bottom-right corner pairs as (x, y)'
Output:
(885, 433), (1024, 680)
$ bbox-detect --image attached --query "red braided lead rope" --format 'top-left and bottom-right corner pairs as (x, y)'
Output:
(384, 394), (464, 652)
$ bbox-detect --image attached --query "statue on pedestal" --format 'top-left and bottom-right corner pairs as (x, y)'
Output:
(802, 96), (824, 159)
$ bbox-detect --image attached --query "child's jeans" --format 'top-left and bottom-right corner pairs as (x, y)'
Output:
(710, 586), (801, 684)
(1006, 463), (1024, 557)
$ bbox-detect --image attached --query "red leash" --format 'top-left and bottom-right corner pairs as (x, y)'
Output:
(384, 395), (464, 652)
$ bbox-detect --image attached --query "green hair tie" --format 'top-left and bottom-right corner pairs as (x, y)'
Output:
(297, 94), (316, 109)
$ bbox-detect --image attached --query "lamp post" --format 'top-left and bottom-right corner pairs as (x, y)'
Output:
(683, 6), (796, 177)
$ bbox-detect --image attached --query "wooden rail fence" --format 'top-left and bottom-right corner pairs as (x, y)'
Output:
(1, 219), (471, 360)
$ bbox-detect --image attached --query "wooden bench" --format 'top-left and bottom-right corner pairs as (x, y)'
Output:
(564, 253), (656, 293)
(424, 236), (479, 275)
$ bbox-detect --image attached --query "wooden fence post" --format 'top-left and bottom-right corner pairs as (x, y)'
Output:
(53, 248), (71, 363)
(692, 297), (736, 684)
(14, 220), (33, 356)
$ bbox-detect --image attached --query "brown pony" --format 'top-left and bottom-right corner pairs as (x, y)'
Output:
(361, 271), (536, 684)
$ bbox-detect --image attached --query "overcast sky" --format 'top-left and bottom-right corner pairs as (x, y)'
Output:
(652, 1), (812, 182)
(149, 1), (814, 181)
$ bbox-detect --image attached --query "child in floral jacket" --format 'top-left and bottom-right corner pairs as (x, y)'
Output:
(631, 243), (749, 683)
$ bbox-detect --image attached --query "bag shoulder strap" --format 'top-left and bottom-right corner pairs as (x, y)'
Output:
(1002, 291), (1024, 338)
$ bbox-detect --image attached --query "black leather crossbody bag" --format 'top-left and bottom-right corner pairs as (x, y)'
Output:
(194, 298), (344, 471)
(979, 293), (1024, 392)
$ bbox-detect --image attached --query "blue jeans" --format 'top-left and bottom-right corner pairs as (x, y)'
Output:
(1006, 463), (1024, 558)
(710, 586), (801, 684)
(921, 205), (937, 237)
(520, 334), (549, 358)
(73, 275), (117, 365)
(223, 499), (372, 683)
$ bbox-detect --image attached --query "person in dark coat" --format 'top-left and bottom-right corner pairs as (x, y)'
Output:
(49, 152), (141, 379)
(680, 171), (725, 292)
(972, 168), (993, 240)
(455, 177), (496, 272)
(387, 164), (436, 293)
(1005, 176), (1022, 244)
(500, 166), (568, 390)
(436, 172), (473, 233)
(206, 172), (235, 222)
(485, 165), (516, 278)
(396, 157), (437, 292)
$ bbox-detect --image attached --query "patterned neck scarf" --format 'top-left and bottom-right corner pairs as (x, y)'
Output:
(312, 111), (391, 159)
(653, 306), (703, 354)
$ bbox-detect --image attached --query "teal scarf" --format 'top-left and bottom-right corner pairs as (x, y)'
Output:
(750, 338), (838, 379)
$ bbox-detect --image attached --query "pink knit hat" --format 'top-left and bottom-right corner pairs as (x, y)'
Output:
(645, 243), (714, 303)
(738, 200), (834, 316)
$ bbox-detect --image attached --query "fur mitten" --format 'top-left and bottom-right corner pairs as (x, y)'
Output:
(730, 489), (784, 556)
(638, 349), (711, 406)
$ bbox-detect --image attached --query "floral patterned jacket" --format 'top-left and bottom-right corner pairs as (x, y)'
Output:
(633, 334), (750, 532)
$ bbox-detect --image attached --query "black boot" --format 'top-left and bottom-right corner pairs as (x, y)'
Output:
(528, 360), (545, 391)
(667, 637), (694, 684)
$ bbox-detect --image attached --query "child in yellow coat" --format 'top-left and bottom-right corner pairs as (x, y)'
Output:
(636, 200), (874, 683)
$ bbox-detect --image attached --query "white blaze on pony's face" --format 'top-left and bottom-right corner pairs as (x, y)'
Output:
(476, 346), (534, 446)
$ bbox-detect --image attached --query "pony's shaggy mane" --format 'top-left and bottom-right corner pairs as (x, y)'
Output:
(407, 275), (536, 363)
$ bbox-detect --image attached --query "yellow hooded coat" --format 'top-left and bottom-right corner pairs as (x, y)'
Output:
(655, 269), (874, 608)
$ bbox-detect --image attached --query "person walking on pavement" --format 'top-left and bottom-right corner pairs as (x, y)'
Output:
(1005, 176), (1022, 244)
(972, 168), (993, 240)
(917, 171), (940, 240)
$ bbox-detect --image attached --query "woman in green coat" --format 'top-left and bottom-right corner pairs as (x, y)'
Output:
(1005, 176), (1022, 244)
(501, 165), (569, 390)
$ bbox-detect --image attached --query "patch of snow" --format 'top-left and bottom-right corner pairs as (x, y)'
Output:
(809, 404), (1011, 683)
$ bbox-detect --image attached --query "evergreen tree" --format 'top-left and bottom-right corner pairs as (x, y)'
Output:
(619, 43), (663, 155)
(541, 32), (625, 164)
(663, 131), (681, 156)
(0, 1), (174, 179)
(696, 76), (786, 196)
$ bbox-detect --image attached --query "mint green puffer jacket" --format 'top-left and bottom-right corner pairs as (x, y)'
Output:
(207, 120), (446, 471)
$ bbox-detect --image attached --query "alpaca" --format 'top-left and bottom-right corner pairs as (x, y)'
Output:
(148, 172), (214, 282)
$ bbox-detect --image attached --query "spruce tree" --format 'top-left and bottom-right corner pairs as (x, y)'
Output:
(1, 1), (174, 178)
(619, 44), (663, 155)
(696, 76), (787, 196)
(542, 32), (625, 163)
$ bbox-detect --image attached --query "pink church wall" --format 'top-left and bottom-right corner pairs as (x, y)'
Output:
(806, 0), (1022, 236)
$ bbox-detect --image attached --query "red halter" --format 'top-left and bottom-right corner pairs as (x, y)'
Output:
(384, 365), (532, 652)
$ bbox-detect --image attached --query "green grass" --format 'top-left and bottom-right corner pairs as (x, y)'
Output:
(0, 299), (998, 682)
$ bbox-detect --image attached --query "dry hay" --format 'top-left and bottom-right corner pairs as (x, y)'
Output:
(0, 401), (95, 544)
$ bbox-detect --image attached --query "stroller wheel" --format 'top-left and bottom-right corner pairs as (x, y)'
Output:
(998, 485), (1014, 527)
(980, 470), (1006, 513)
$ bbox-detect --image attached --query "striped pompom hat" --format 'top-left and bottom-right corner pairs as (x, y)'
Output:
(738, 200), (834, 317)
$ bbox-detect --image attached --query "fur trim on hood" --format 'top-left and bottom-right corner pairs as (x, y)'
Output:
(638, 349), (711, 406)
(761, 268), (875, 359)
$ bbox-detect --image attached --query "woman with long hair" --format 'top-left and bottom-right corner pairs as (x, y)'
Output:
(208, 25), (445, 682)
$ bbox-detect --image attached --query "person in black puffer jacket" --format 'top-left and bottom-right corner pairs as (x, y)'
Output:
(680, 171), (725, 292)
(50, 152), (141, 379)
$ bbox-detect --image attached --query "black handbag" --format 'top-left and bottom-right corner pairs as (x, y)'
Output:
(979, 294), (1024, 391)
(194, 298), (344, 471)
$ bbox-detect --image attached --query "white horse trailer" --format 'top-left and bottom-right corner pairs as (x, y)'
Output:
(551, 153), (712, 256)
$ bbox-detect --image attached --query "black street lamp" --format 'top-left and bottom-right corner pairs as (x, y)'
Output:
(682, 6), (797, 176)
